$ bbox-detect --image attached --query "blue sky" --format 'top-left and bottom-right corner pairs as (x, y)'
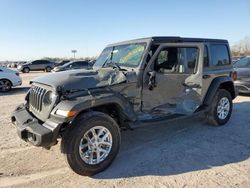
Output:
(0, 0), (249, 61)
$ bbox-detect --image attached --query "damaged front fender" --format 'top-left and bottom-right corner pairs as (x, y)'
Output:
(51, 90), (137, 122)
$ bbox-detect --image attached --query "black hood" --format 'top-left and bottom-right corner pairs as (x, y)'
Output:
(31, 68), (135, 92)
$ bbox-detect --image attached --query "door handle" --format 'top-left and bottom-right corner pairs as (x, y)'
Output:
(203, 74), (211, 79)
(182, 82), (201, 88)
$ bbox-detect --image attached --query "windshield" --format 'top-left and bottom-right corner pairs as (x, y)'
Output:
(94, 43), (146, 68)
(62, 61), (74, 67)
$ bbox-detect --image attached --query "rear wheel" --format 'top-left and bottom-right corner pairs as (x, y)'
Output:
(22, 67), (30, 73)
(0, 79), (12, 92)
(207, 89), (232, 126)
(61, 111), (121, 176)
(45, 66), (52, 72)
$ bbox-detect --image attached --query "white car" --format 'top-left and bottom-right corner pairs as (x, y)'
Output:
(0, 67), (22, 91)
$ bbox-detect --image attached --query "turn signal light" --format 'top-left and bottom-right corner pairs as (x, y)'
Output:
(230, 71), (237, 81)
(56, 109), (77, 117)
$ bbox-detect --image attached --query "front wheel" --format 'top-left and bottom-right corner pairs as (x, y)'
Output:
(0, 79), (12, 92)
(207, 89), (233, 126)
(61, 111), (121, 176)
(22, 67), (30, 73)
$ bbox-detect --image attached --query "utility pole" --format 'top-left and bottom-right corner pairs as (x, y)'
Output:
(71, 50), (77, 59)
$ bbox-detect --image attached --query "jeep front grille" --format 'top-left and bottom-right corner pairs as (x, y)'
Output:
(29, 86), (47, 112)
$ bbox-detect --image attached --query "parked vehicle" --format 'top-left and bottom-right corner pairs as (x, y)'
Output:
(11, 37), (237, 176)
(0, 66), (22, 91)
(54, 60), (70, 67)
(88, 59), (96, 66)
(17, 61), (27, 66)
(233, 56), (250, 94)
(17, 60), (55, 73)
(10, 63), (16, 68)
(232, 56), (246, 64)
(52, 60), (90, 72)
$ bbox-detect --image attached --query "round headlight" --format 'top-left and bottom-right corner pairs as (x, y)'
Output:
(43, 91), (55, 106)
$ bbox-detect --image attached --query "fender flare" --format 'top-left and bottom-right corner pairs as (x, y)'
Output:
(202, 76), (236, 106)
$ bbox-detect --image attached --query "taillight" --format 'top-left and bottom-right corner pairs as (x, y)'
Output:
(230, 71), (237, 81)
(15, 72), (19, 76)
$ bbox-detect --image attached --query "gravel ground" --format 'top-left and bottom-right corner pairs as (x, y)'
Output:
(0, 72), (250, 188)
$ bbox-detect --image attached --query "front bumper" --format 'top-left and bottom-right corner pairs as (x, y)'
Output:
(11, 104), (61, 147)
(13, 79), (22, 87)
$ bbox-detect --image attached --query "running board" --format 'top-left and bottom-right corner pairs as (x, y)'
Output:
(129, 110), (207, 129)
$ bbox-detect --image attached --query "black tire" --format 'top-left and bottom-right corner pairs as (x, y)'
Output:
(22, 67), (30, 73)
(207, 89), (232, 126)
(0, 79), (12, 92)
(61, 111), (121, 176)
(45, 66), (52, 72)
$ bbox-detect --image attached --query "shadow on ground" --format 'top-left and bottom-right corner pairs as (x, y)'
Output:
(0, 87), (30, 96)
(94, 101), (250, 179)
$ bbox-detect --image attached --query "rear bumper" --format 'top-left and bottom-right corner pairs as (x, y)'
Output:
(11, 104), (61, 147)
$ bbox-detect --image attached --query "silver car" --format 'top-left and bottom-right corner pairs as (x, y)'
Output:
(17, 60), (55, 73)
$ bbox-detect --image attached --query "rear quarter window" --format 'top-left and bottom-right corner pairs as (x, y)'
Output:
(211, 44), (230, 66)
(41, 60), (50, 64)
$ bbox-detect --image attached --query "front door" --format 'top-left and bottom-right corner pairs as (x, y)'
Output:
(142, 43), (204, 116)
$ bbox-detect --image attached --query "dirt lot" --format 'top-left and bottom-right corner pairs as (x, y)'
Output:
(0, 72), (250, 188)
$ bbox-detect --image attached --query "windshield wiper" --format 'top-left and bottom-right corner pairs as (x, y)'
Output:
(106, 61), (127, 71)
(102, 46), (115, 68)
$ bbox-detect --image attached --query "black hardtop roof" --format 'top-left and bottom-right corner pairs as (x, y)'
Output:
(151, 36), (228, 43)
(108, 36), (228, 46)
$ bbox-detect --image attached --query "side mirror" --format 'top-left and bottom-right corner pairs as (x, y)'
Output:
(147, 71), (156, 90)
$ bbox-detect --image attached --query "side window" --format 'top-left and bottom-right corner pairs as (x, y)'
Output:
(247, 58), (250, 67)
(79, 61), (88, 66)
(38, 60), (44, 64)
(73, 61), (85, 67)
(33, 60), (45, 64)
(154, 47), (198, 74)
(32, 61), (39, 64)
(69, 62), (76, 68)
(204, 45), (209, 67)
(42, 60), (48, 64)
(157, 50), (168, 65)
(234, 57), (250, 68)
(211, 44), (230, 66)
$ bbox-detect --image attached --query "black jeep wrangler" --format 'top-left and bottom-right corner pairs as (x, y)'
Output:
(11, 37), (237, 176)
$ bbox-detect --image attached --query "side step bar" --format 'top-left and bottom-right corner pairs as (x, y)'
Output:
(129, 109), (208, 129)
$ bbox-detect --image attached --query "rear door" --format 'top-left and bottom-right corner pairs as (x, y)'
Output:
(29, 60), (40, 70)
(38, 60), (49, 70)
(142, 43), (204, 115)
